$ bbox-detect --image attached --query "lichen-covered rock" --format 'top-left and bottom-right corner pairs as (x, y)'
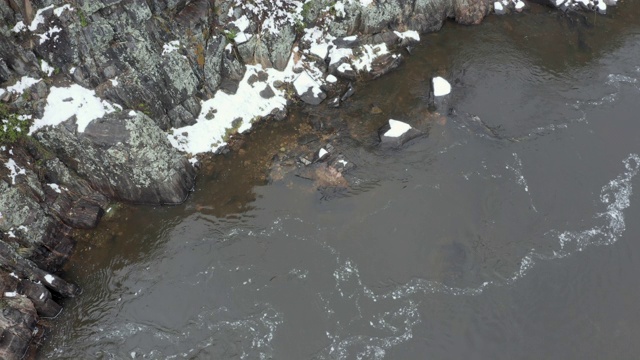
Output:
(34, 111), (196, 204)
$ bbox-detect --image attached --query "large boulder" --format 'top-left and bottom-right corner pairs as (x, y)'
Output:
(35, 111), (196, 205)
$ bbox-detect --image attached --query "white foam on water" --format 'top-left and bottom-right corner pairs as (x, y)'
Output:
(506, 153), (537, 212)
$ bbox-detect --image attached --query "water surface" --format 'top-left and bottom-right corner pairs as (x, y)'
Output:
(43, 4), (640, 359)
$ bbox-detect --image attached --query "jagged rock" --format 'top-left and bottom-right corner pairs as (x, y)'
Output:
(34, 111), (196, 205)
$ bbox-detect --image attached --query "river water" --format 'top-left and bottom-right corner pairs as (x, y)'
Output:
(42, 4), (640, 359)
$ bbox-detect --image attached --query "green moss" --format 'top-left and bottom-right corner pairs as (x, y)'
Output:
(224, 29), (237, 43)
(0, 104), (31, 145)
(77, 8), (88, 27)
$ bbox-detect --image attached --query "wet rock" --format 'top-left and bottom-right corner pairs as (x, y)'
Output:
(379, 119), (424, 147)
(297, 133), (319, 146)
(370, 53), (403, 79)
(341, 82), (356, 102)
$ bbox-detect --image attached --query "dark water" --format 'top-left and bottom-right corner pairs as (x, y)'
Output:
(42, 4), (640, 359)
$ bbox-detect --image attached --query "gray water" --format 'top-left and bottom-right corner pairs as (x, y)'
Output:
(42, 4), (640, 359)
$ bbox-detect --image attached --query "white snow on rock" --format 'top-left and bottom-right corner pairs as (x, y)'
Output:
(294, 71), (323, 98)
(53, 4), (74, 17)
(4, 291), (18, 298)
(30, 84), (117, 134)
(47, 183), (62, 193)
(41, 60), (55, 76)
(9, 272), (18, 279)
(326, 74), (338, 83)
(514, 0), (525, 10)
(30, 5), (54, 31)
(432, 76), (451, 96)
(4, 76), (41, 95)
(597, 1), (607, 13)
(352, 44), (391, 71)
(162, 40), (180, 55)
(168, 59), (296, 154)
(394, 30), (420, 42)
(495, 1), (504, 12)
(318, 148), (329, 158)
(44, 274), (55, 284)
(37, 25), (62, 44)
(4, 159), (26, 185)
(384, 119), (412, 138)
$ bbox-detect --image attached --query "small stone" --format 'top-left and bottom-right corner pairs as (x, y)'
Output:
(259, 85), (275, 99)
(370, 105), (383, 114)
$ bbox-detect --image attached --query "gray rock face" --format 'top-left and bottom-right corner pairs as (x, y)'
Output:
(34, 111), (196, 205)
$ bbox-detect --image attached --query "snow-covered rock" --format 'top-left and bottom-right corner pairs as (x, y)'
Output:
(432, 76), (451, 97)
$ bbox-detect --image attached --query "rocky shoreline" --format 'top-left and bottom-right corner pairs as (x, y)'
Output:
(0, 0), (618, 358)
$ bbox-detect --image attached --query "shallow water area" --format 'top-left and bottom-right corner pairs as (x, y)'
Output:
(42, 3), (640, 359)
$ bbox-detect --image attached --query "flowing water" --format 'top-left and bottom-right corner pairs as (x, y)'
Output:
(42, 4), (640, 359)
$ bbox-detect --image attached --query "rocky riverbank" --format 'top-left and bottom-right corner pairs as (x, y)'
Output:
(0, 0), (618, 358)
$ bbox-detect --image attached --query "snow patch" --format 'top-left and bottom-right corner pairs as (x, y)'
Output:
(4, 159), (26, 185)
(44, 274), (55, 284)
(168, 59), (296, 154)
(47, 183), (62, 193)
(394, 30), (420, 42)
(53, 4), (73, 17)
(30, 84), (117, 134)
(41, 60), (55, 76)
(37, 25), (62, 44)
(4, 76), (41, 95)
(384, 119), (412, 138)
(4, 291), (18, 298)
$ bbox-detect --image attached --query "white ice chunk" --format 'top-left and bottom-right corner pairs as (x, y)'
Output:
(384, 119), (412, 137)
(432, 76), (451, 96)
(494, 1), (504, 12)
(515, 0), (525, 10)
(44, 274), (55, 284)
